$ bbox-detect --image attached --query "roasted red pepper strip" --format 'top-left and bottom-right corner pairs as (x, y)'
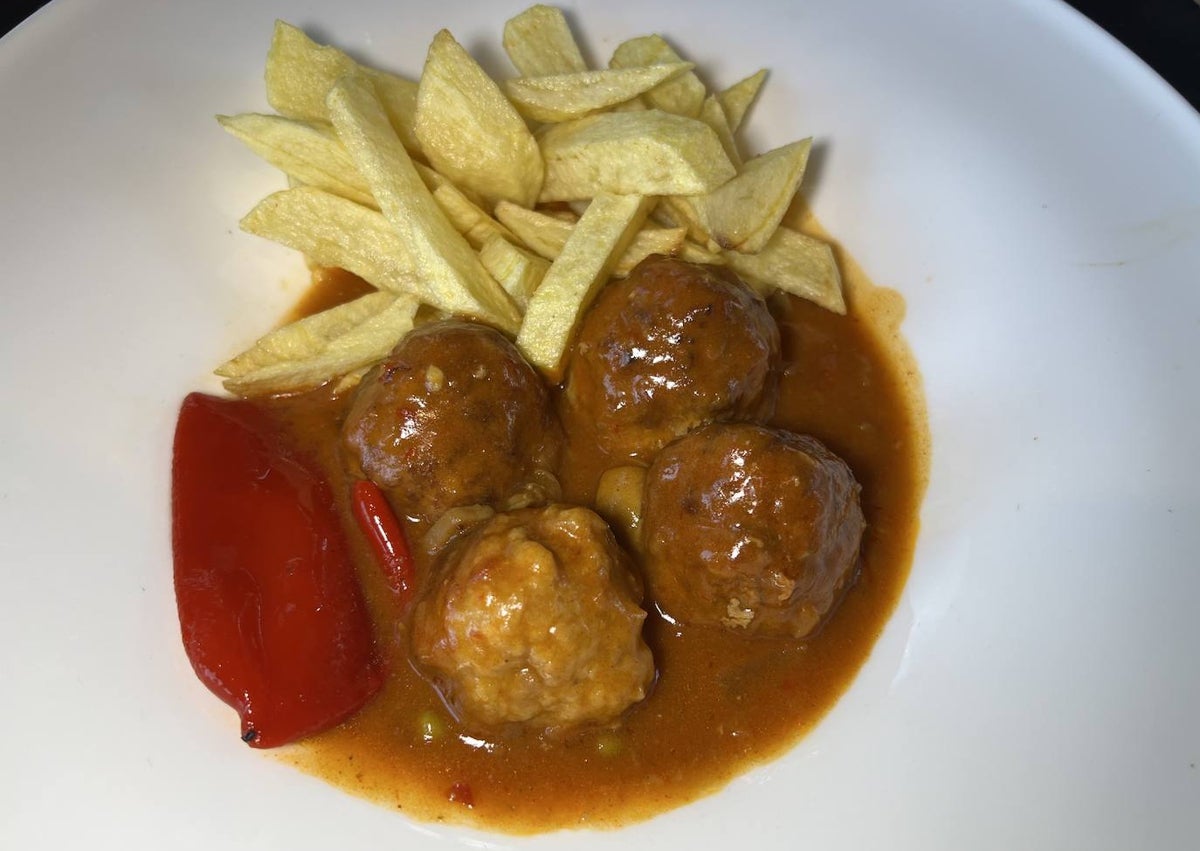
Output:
(351, 479), (416, 606)
(171, 392), (383, 748)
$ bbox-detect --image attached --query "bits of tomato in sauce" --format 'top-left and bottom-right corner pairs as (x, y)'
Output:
(447, 782), (475, 808)
(171, 392), (384, 748)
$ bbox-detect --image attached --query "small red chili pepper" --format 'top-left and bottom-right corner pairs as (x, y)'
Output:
(172, 392), (384, 748)
(351, 478), (416, 606)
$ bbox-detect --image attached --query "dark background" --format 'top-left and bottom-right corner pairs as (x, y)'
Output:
(2, 1), (1197, 111)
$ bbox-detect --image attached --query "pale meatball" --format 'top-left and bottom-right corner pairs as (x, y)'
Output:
(342, 320), (561, 523)
(641, 423), (865, 638)
(561, 256), (780, 464)
(411, 505), (654, 731)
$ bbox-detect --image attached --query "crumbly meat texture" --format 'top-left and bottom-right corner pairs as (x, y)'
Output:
(342, 319), (561, 523)
(410, 505), (655, 731)
(641, 423), (865, 638)
(560, 256), (780, 464)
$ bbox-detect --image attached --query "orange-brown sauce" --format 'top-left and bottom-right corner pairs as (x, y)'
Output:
(259, 233), (928, 832)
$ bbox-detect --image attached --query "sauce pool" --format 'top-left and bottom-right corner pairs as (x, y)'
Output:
(239, 231), (929, 832)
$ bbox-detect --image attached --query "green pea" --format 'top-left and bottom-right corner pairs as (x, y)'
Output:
(417, 709), (445, 743)
(595, 732), (624, 757)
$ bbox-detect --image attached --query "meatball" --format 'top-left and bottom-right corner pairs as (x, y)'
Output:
(342, 320), (560, 523)
(411, 505), (654, 731)
(561, 256), (780, 464)
(641, 423), (865, 638)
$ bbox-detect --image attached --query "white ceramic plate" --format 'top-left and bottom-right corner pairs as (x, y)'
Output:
(1, 1), (1197, 848)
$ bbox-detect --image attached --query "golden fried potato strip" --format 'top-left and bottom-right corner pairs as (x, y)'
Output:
(502, 5), (588, 76)
(724, 226), (845, 314)
(218, 291), (419, 396)
(328, 73), (521, 332)
(538, 111), (735, 201)
(415, 30), (544, 207)
(717, 69), (767, 132)
(479, 234), (550, 311)
(496, 201), (685, 275)
(517, 193), (653, 378)
(218, 113), (375, 207)
(609, 35), (706, 118)
(504, 63), (694, 123)
(686, 138), (812, 254)
(265, 21), (420, 155)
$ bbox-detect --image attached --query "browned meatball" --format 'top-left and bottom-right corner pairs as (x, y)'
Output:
(411, 505), (654, 731)
(561, 257), (780, 464)
(342, 320), (560, 523)
(641, 423), (865, 638)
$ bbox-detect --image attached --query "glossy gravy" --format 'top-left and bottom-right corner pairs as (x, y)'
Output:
(255, 219), (928, 833)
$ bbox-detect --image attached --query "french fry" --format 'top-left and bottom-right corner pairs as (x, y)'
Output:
(265, 20), (421, 155)
(328, 74), (522, 332)
(517, 193), (653, 378)
(717, 69), (767, 132)
(240, 187), (418, 294)
(431, 183), (516, 249)
(723, 226), (845, 314)
(677, 238), (724, 265)
(656, 195), (708, 243)
(217, 113), (375, 207)
(611, 97), (649, 113)
(415, 30), (544, 207)
(609, 35), (706, 118)
(493, 203), (575, 259)
(504, 63), (694, 123)
(686, 138), (812, 254)
(218, 291), (419, 395)
(609, 224), (691, 275)
(217, 290), (395, 378)
(217, 9), (846, 399)
(479, 234), (550, 310)
(697, 94), (742, 169)
(332, 367), (370, 394)
(502, 5), (587, 76)
(538, 110), (736, 201)
(496, 201), (686, 274)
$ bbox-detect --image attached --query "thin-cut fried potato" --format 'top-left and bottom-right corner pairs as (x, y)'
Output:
(502, 5), (588, 76)
(217, 290), (393, 378)
(217, 113), (375, 207)
(723, 226), (845, 313)
(496, 201), (685, 274)
(656, 195), (707, 242)
(265, 21), (420, 155)
(504, 63), (694, 123)
(611, 224), (691, 274)
(218, 291), (419, 395)
(717, 69), (767, 132)
(218, 9), (847, 400)
(494, 202), (574, 259)
(611, 97), (649, 113)
(410, 161), (487, 208)
(671, 227), (842, 312)
(240, 187), (420, 294)
(538, 111), (735, 201)
(333, 367), (370, 394)
(678, 238), (724, 265)
(697, 94), (742, 169)
(415, 30), (544, 207)
(479, 234), (550, 310)
(517, 193), (653, 378)
(609, 35), (706, 118)
(328, 74), (522, 332)
(431, 183), (516, 249)
(687, 138), (812, 253)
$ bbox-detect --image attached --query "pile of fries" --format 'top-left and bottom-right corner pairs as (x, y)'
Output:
(216, 5), (844, 396)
